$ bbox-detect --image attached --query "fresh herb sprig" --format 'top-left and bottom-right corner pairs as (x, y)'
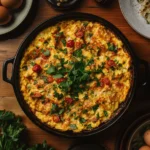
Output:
(0, 110), (55, 150)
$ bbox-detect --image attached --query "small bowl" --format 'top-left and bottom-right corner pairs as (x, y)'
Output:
(116, 113), (150, 150)
(128, 120), (150, 150)
(47, 0), (80, 10)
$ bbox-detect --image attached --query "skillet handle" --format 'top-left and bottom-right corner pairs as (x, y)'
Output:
(3, 57), (15, 85)
(138, 59), (150, 87)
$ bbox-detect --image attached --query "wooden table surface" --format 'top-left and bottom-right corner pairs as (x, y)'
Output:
(0, 0), (150, 150)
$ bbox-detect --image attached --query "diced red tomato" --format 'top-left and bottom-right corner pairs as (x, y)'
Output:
(39, 38), (45, 42)
(75, 30), (84, 38)
(56, 78), (66, 83)
(31, 92), (42, 98)
(66, 40), (74, 48)
(75, 42), (82, 49)
(32, 64), (42, 73)
(47, 76), (54, 83)
(101, 77), (110, 86)
(107, 60), (116, 68)
(42, 55), (48, 59)
(65, 97), (73, 104)
(53, 115), (60, 123)
(116, 82), (123, 88)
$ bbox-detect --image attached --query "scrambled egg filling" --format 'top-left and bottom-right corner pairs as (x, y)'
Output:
(20, 20), (132, 132)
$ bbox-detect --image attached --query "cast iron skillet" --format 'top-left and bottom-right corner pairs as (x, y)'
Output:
(2, 12), (149, 138)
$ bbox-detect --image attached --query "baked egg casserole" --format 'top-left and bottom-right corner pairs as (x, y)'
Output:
(20, 20), (132, 132)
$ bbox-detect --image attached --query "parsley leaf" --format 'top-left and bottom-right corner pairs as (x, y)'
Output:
(43, 50), (50, 56)
(61, 39), (66, 46)
(104, 110), (108, 117)
(54, 91), (63, 100)
(46, 66), (56, 75)
(79, 117), (86, 124)
(70, 124), (78, 130)
(107, 43), (118, 52)
(92, 104), (99, 112)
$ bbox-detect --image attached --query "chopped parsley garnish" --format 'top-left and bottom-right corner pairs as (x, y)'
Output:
(46, 66), (56, 75)
(59, 108), (64, 115)
(43, 50), (50, 56)
(82, 109), (88, 114)
(88, 33), (93, 37)
(59, 61), (91, 95)
(87, 124), (92, 129)
(50, 103), (59, 114)
(54, 55), (59, 59)
(70, 124), (78, 130)
(92, 104), (99, 112)
(87, 58), (94, 65)
(55, 32), (63, 37)
(103, 110), (108, 117)
(30, 61), (35, 66)
(59, 48), (67, 54)
(41, 76), (48, 83)
(54, 91), (63, 100)
(83, 21), (89, 27)
(73, 49), (82, 58)
(84, 94), (89, 100)
(53, 74), (63, 79)
(107, 43), (118, 52)
(94, 77), (101, 86)
(96, 113), (100, 119)
(79, 117), (86, 124)
(61, 39), (66, 46)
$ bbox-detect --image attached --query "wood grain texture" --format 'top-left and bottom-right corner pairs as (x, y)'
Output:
(0, 0), (150, 149)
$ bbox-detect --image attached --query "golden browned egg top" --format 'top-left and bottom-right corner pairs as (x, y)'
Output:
(20, 20), (132, 132)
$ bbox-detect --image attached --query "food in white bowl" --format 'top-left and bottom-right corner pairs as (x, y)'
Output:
(0, 6), (12, 25)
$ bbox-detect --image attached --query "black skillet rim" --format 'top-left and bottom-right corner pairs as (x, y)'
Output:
(11, 12), (137, 138)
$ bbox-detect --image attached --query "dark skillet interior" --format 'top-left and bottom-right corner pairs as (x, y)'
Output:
(12, 12), (137, 138)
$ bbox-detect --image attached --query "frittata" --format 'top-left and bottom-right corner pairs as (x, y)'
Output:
(20, 20), (132, 132)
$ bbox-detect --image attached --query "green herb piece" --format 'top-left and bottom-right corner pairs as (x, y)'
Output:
(70, 124), (78, 130)
(73, 49), (82, 58)
(84, 94), (88, 100)
(30, 61), (35, 66)
(55, 32), (63, 37)
(79, 117), (86, 124)
(83, 21), (89, 27)
(103, 110), (108, 117)
(107, 43), (118, 52)
(22, 65), (28, 70)
(92, 104), (99, 112)
(94, 77), (100, 86)
(44, 64), (49, 68)
(87, 124), (92, 129)
(57, 26), (60, 31)
(46, 66), (56, 75)
(53, 74), (63, 79)
(54, 91), (63, 100)
(82, 109), (88, 114)
(61, 39), (66, 46)
(88, 33), (93, 37)
(50, 103), (59, 114)
(40, 76), (48, 83)
(96, 113), (100, 119)
(43, 50), (50, 56)
(106, 56), (110, 60)
(54, 55), (59, 59)
(59, 109), (64, 115)
(87, 58), (94, 66)
(59, 48), (67, 54)
(34, 80), (38, 85)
